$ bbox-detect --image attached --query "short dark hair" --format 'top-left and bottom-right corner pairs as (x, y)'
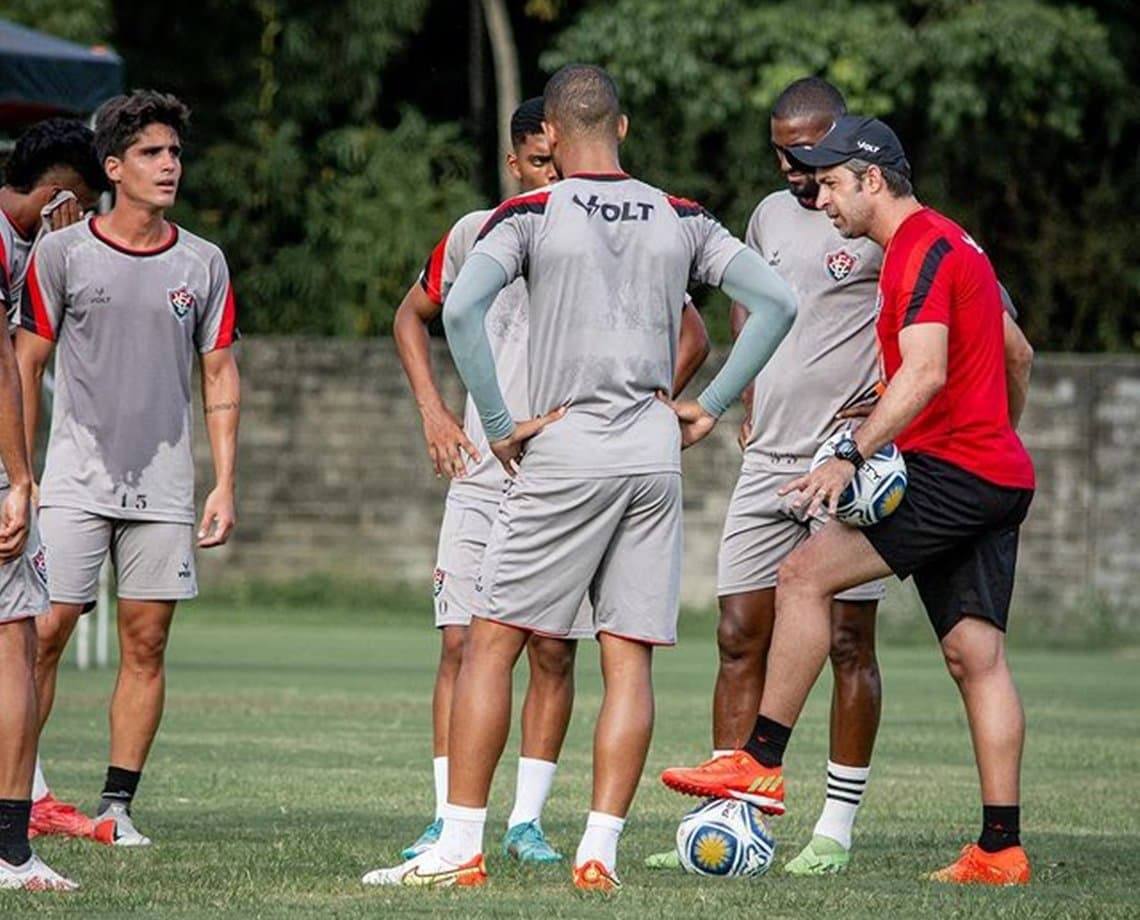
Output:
(772, 77), (846, 123)
(2, 118), (108, 194)
(93, 90), (191, 164)
(543, 64), (622, 138)
(846, 157), (913, 197)
(510, 96), (546, 148)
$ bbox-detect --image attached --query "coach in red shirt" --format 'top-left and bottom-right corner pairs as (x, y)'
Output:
(659, 117), (1035, 885)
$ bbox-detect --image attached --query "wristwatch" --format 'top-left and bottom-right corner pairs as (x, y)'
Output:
(833, 436), (865, 470)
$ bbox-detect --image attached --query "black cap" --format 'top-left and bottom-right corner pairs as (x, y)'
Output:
(787, 115), (911, 178)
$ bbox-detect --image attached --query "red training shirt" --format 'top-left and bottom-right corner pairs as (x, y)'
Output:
(876, 207), (1034, 489)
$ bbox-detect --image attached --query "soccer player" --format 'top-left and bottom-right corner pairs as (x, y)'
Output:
(363, 63), (796, 891)
(0, 197), (77, 894)
(645, 77), (885, 875)
(661, 115), (1036, 886)
(16, 90), (240, 847)
(1, 119), (109, 842)
(394, 97), (711, 863)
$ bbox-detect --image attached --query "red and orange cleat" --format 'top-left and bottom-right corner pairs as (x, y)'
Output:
(572, 859), (621, 893)
(660, 750), (785, 815)
(927, 843), (1031, 886)
(28, 794), (96, 840)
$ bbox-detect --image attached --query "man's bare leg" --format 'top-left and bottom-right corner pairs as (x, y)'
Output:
(574, 633), (654, 876)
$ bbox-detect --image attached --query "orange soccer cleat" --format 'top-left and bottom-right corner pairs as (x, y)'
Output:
(28, 793), (96, 840)
(572, 859), (621, 893)
(660, 751), (786, 815)
(927, 843), (1031, 886)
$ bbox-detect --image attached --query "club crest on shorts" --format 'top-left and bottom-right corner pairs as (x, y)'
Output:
(168, 285), (196, 320)
(31, 544), (48, 588)
(433, 567), (446, 597)
(825, 249), (857, 282)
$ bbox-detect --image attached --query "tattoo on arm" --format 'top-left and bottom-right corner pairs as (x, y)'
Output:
(204, 401), (240, 415)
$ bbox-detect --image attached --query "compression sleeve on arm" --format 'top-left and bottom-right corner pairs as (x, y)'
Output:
(697, 248), (796, 418)
(441, 253), (515, 441)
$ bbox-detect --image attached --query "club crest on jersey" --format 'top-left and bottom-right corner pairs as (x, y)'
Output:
(433, 567), (446, 597)
(168, 285), (196, 320)
(826, 249), (858, 282)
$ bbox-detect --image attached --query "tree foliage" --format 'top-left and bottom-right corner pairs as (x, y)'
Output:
(548, 0), (1138, 350)
(8, 0), (1136, 348)
(111, 0), (481, 335)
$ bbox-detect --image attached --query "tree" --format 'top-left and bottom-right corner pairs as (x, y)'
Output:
(102, 0), (484, 335)
(547, 0), (1138, 350)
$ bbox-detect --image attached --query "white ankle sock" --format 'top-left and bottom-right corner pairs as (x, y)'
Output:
(507, 757), (557, 828)
(713, 749), (734, 758)
(812, 760), (870, 850)
(574, 811), (625, 872)
(436, 803), (486, 865)
(32, 757), (49, 802)
(432, 757), (448, 821)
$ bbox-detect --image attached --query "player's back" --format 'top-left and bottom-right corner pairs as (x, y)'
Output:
(472, 173), (743, 478)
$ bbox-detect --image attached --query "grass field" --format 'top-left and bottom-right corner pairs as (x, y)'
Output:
(10, 587), (1139, 918)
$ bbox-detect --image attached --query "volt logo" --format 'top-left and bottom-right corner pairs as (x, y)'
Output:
(572, 194), (655, 222)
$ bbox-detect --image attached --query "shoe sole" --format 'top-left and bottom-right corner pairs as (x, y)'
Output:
(662, 776), (785, 815)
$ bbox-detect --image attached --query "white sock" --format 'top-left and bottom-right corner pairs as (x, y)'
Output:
(507, 757), (557, 829)
(713, 749), (734, 758)
(32, 756), (49, 802)
(432, 757), (448, 821)
(574, 811), (625, 872)
(812, 760), (870, 850)
(435, 803), (486, 865)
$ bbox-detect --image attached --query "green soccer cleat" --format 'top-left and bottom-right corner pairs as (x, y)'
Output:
(783, 834), (851, 876)
(502, 820), (563, 863)
(643, 849), (682, 870)
(400, 818), (442, 860)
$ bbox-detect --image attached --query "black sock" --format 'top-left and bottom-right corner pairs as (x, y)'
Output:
(0, 799), (32, 866)
(741, 715), (792, 767)
(978, 804), (1020, 853)
(98, 765), (141, 816)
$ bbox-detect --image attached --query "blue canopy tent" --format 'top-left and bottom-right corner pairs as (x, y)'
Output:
(0, 18), (123, 130)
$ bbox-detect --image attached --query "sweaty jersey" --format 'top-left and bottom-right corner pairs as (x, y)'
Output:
(472, 172), (746, 478)
(22, 218), (239, 523)
(877, 207), (1033, 489)
(742, 191), (882, 472)
(421, 208), (529, 503)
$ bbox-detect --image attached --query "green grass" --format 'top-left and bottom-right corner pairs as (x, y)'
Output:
(12, 590), (1139, 918)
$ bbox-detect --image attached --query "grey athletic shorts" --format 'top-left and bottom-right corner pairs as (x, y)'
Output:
(718, 466), (885, 602)
(39, 507), (198, 604)
(0, 495), (50, 623)
(434, 494), (593, 638)
(477, 472), (683, 646)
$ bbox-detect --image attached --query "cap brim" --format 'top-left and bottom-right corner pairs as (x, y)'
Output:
(785, 144), (852, 169)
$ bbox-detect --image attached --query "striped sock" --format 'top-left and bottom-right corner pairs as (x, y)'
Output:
(812, 760), (870, 850)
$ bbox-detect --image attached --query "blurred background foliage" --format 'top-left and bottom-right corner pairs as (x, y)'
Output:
(4, 0), (1137, 348)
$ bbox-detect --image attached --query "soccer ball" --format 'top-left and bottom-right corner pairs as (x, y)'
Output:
(809, 431), (908, 528)
(675, 798), (776, 878)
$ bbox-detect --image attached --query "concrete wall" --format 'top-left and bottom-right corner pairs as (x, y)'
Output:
(193, 340), (1139, 625)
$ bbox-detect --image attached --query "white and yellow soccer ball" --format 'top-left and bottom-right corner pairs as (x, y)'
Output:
(675, 798), (776, 878)
(809, 431), (908, 528)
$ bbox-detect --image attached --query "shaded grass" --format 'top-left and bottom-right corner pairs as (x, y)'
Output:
(13, 594), (1139, 917)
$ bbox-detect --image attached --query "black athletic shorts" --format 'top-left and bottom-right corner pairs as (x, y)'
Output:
(861, 453), (1033, 640)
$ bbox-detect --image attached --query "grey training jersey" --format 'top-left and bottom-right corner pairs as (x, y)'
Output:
(472, 174), (745, 477)
(420, 209), (529, 503)
(0, 212), (33, 330)
(22, 219), (239, 523)
(743, 191), (882, 472)
(0, 213), (34, 490)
